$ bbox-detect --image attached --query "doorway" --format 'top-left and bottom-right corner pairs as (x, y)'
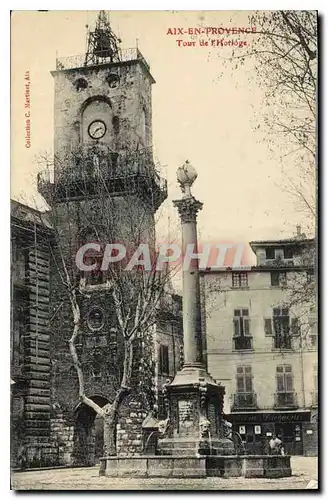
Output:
(234, 424), (265, 455)
(72, 395), (109, 466)
(275, 423), (303, 455)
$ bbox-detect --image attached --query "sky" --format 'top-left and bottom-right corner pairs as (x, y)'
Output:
(11, 10), (311, 247)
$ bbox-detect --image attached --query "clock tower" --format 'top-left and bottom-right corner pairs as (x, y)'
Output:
(38, 11), (167, 466)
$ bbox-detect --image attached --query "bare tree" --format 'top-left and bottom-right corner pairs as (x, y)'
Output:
(37, 144), (177, 456)
(220, 11), (318, 332)
(224, 11), (317, 228)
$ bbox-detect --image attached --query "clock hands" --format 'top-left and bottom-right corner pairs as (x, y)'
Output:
(88, 120), (106, 139)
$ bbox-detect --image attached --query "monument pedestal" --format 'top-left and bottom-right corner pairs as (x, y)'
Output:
(158, 365), (235, 457)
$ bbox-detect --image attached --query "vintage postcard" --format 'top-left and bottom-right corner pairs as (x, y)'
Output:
(10, 10), (318, 490)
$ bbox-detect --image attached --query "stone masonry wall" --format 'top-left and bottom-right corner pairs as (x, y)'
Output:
(50, 414), (75, 466)
(117, 401), (147, 457)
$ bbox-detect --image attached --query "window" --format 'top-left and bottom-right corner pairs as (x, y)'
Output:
(291, 317), (300, 336)
(265, 247), (275, 259)
(275, 365), (295, 406)
(112, 115), (120, 134)
(271, 271), (287, 287)
(234, 366), (256, 408)
(313, 364), (318, 406)
(273, 308), (291, 349)
(236, 366), (253, 393)
(87, 307), (105, 331)
(308, 317), (317, 348)
(232, 272), (248, 288)
(11, 289), (28, 367)
(233, 309), (252, 350)
(284, 247), (293, 259)
(159, 345), (169, 375)
(307, 269), (315, 283)
(80, 230), (107, 286)
(106, 73), (120, 89)
(91, 363), (102, 380)
(74, 78), (88, 92)
(12, 244), (29, 285)
(264, 317), (273, 336)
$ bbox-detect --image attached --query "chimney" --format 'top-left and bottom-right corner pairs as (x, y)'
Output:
(296, 225), (302, 238)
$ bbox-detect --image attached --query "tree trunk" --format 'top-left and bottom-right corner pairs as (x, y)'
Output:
(102, 341), (134, 456)
(103, 414), (117, 457)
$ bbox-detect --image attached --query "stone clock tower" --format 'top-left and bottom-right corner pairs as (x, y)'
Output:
(38, 11), (167, 466)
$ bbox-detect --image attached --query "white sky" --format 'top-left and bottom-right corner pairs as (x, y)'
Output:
(11, 10), (313, 244)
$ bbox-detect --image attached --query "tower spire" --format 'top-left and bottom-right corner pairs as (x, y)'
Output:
(84, 10), (121, 66)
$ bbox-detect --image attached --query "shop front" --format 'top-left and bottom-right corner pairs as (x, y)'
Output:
(227, 410), (313, 456)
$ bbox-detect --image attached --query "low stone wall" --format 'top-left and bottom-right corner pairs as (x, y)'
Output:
(99, 454), (291, 478)
(242, 455), (291, 478)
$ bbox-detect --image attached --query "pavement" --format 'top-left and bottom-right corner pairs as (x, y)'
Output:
(11, 456), (318, 491)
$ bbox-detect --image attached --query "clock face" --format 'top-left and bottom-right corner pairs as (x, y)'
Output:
(88, 120), (106, 139)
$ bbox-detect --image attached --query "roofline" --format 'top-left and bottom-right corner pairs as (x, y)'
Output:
(200, 264), (314, 275)
(51, 58), (156, 84)
(249, 238), (315, 246)
(10, 199), (48, 216)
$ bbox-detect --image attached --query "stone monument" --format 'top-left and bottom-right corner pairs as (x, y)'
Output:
(158, 161), (234, 458)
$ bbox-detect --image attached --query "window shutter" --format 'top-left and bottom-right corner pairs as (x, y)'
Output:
(282, 316), (290, 335)
(264, 318), (273, 335)
(158, 347), (163, 374)
(233, 318), (241, 337)
(280, 273), (287, 286)
(276, 373), (284, 392)
(243, 318), (251, 336)
(237, 375), (244, 392)
(285, 373), (293, 392)
(271, 272), (279, 286)
(161, 345), (169, 374)
(309, 317), (317, 334)
(245, 374), (253, 393)
(273, 317), (281, 335)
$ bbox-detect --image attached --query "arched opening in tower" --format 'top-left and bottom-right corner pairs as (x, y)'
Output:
(72, 395), (110, 466)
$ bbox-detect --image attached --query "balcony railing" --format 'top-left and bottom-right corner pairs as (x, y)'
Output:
(37, 146), (167, 208)
(233, 336), (253, 350)
(56, 47), (150, 71)
(231, 392), (258, 411)
(274, 392), (298, 408)
(273, 334), (292, 350)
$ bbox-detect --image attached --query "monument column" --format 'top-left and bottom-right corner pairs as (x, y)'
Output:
(158, 161), (234, 457)
(173, 172), (204, 368)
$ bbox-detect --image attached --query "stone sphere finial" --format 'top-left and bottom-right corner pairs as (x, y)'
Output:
(177, 160), (198, 197)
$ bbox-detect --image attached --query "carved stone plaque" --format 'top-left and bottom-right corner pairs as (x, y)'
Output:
(178, 400), (194, 434)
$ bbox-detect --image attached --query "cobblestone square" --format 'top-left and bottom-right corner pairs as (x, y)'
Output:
(11, 457), (318, 491)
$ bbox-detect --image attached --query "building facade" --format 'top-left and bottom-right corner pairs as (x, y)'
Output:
(10, 200), (53, 468)
(200, 232), (317, 456)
